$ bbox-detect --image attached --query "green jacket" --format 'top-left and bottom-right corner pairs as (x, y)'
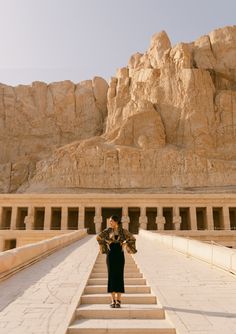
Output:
(96, 226), (137, 254)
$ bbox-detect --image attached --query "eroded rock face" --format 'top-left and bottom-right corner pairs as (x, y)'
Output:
(0, 78), (108, 192)
(2, 25), (236, 193)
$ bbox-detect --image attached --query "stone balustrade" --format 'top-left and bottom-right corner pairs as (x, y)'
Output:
(139, 229), (236, 274)
(0, 229), (87, 280)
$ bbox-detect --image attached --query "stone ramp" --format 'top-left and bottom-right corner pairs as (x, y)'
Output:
(0, 235), (98, 334)
(67, 253), (176, 334)
(134, 234), (236, 334)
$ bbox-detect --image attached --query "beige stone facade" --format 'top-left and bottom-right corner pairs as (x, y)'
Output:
(0, 193), (236, 251)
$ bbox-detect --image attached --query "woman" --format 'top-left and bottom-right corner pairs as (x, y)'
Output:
(96, 215), (137, 308)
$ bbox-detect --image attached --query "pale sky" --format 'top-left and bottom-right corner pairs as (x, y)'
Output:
(0, 0), (235, 86)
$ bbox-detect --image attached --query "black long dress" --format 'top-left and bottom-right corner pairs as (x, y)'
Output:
(106, 235), (125, 293)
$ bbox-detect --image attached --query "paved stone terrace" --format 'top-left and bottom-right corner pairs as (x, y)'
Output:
(0, 235), (98, 334)
(134, 235), (236, 334)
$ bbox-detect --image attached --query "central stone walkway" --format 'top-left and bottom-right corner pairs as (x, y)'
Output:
(67, 252), (176, 333)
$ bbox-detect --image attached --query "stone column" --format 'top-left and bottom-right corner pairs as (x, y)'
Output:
(206, 206), (214, 230)
(94, 206), (102, 234)
(78, 206), (85, 230)
(61, 207), (68, 230)
(0, 207), (3, 229)
(0, 236), (4, 252)
(44, 206), (51, 230)
(10, 206), (18, 230)
(122, 206), (130, 230)
(24, 206), (35, 230)
(189, 206), (197, 230)
(139, 206), (148, 229)
(173, 207), (181, 230)
(156, 207), (165, 230)
(222, 206), (231, 230)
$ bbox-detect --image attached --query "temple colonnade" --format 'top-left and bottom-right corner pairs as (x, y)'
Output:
(0, 194), (235, 234)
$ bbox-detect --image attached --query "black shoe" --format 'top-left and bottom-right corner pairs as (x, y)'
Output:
(110, 300), (116, 308)
(115, 300), (121, 308)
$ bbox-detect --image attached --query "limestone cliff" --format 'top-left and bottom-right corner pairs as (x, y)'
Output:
(0, 77), (108, 192)
(2, 25), (236, 193)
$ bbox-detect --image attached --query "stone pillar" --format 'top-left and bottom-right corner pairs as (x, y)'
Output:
(61, 207), (68, 230)
(173, 207), (181, 230)
(78, 206), (85, 230)
(24, 206), (35, 230)
(139, 207), (148, 229)
(122, 206), (130, 230)
(10, 206), (18, 230)
(156, 207), (165, 230)
(0, 236), (4, 252)
(222, 206), (231, 230)
(189, 206), (197, 230)
(94, 206), (102, 234)
(0, 207), (3, 229)
(44, 206), (51, 230)
(206, 206), (214, 230)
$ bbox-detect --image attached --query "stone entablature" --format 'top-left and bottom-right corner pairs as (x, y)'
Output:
(0, 193), (236, 234)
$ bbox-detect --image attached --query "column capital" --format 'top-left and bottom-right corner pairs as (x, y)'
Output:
(156, 216), (165, 230)
(139, 215), (148, 229)
(173, 215), (181, 230)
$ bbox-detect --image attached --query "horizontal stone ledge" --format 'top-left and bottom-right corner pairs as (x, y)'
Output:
(0, 229), (87, 280)
(139, 229), (236, 275)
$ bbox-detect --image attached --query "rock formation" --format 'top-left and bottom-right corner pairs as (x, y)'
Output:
(1, 25), (236, 193)
(0, 78), (108, 192)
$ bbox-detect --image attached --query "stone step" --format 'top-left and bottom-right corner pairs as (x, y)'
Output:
(96, 257), (135, 263)
(90, 272), (143, 278)
(93, 264), (138, 269)
(92, 268), (140, 274)
(80, 293), (157, 304)
(75, 303), (165, 319)
(84, 285), (151, 294)
(67, 319), (176, 334)
(87, 278), (147, 285)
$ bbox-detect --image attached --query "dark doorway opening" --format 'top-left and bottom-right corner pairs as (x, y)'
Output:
(229, 208), (236, 230)
(146, 208), (157, 230)
(196, 207), (207, 230)
(180, 208), (191, 230)
(85, 207), (95, 234)
(213, 207), (223, 230)
(4, 239), (17, 251)
(68, 208), (79, 230)
(1, 207), (12, 229)
(163, 208), (173, 230)
(51, 208), (61, 230)
(128, 207), (140, 234)
(16, 207), (28, 230)
(34, 208), (45, 230)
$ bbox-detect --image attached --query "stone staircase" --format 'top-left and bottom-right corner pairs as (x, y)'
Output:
(67, 252), (176, 334)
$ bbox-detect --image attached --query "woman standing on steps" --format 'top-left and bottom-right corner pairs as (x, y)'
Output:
(96, 215), (137, 308)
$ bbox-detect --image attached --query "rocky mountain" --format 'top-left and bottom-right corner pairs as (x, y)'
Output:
(1, 25), (236, 193)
